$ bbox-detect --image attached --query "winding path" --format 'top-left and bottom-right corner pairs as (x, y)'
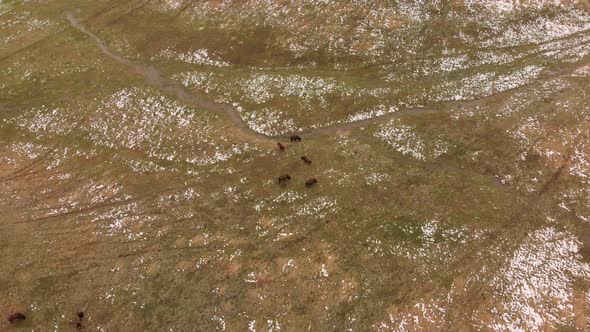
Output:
(66, 13), (436, 141)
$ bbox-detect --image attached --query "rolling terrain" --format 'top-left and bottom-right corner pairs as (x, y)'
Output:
(2, 1), (590, 330)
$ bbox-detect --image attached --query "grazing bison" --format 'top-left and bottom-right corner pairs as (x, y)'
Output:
(305, 178), (317, 188)
(76, 311), (85, 329)
(277, 142), (285, 151)
(290, 135), (302, 142)
(278, 174), (291, 184)
(8, 313), (26, 323)
(301, 156), (312, 165)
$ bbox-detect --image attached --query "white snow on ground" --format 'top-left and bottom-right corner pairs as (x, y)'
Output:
(375, 296), (451, 331)
(0, 11), (55, 30)
(239, 73), (349, 106)
(512, 116), (543, 146)
(5, 142), (45, 160)
(297, 196), (338, 218)
(486, 227), (590, 331)
(480, 9), (590, 48)
(572, 64), (590, 77)
(176, 71), (352, 108)
(161, 0), (589, 134)
(0, 11), (57, 46)
(173, 71), (216, 92)
(242, 108), (300, 136)
(158, 0), (185, 11)
(91, 201), (154, 240)
(437, 65), (543, 102)
(365, 173), (390, 185)
(375, 119), (451, 161)
(8, 105), (79, 136)
(457, 1), (590, 50)
(156, 48), (230, 67)
(568, 134), (590, 181)
(466, 0), (582, 14)
(438, 54), (469, 73)
(346, 105), (398, 123)
(375, 226), (590, 331)
(87, 88), (194, 150)
(85, 88), (253, 166)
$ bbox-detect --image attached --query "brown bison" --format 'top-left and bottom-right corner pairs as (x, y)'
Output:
(301, 156), (312, 165)
(76, 311), (85, 329)
(305, 178), (317, 188)
(278, 174), (291, 184)
(8, 312), (26, 323)
(277, 142), (285, 151)
(290, 135), (302, 142)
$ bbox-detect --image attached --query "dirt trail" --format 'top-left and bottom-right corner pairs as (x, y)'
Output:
(66, 14), (436, 141)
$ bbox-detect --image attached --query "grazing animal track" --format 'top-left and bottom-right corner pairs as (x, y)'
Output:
(66, 14), (440, 142)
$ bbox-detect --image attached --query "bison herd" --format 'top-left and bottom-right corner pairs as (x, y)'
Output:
(276, 135), (317, 188)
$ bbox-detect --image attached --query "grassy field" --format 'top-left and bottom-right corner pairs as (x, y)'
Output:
(1, 0), (590, 330)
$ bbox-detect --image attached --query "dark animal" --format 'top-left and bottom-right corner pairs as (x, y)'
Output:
(290, 135), (302, 142)
(76, 311), (84, 329)
(277, 142), (285, 151)
(305, 178), (317, 188)
(278, 174), (291, 184)
(8, 313), (26, 323)
(301, 156), (312, 165)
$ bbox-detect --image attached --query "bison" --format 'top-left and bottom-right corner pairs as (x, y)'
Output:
(301, 156), (312, 165)
(290, 135), (302, 142)
(305, 178), (317, 188)
(278, 174), (292, 184)
(277, 142), (285, 151)
(8, 313), (26, 323)
(76, 311), (85, 329)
